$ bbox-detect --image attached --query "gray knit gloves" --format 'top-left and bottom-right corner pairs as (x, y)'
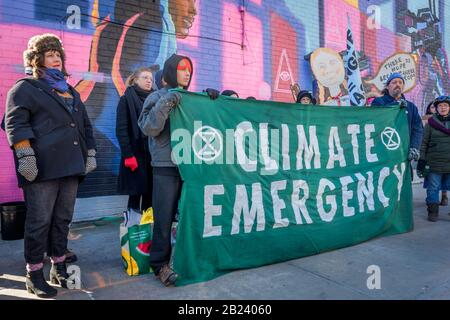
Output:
(15, 147), (38, 182)
(163, 91), (182, 108)
(85, 149), (97, 174)
(408, 147), (420, 161)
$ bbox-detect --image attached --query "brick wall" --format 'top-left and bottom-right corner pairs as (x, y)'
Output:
(1, 0), (449, 201)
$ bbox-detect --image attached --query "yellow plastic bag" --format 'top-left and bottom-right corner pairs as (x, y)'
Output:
(141, 207), (154, 225)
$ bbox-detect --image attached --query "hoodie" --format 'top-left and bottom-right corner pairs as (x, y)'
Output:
(162, 54), (193, 90)
(138, 54), (193, 167)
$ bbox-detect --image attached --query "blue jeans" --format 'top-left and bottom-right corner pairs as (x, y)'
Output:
(426, 172), (450, 204)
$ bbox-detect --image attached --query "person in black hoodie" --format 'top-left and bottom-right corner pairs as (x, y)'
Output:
(296, 90), (317, 105)
(138, 54), (218, 286)
(116, 67), (154, 224)
(4, 34), (96, 298)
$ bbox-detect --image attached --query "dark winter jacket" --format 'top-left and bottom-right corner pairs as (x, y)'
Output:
(116, 85), (153, 195)
(419, 114), (450, 173)
(4, 78), (96, 187)
(371, 93), (424, 149)
(138, 54), (193, 167)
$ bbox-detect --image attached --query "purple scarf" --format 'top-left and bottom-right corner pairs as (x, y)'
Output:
(428, 116), (450, 136)
(40, 68), (69, 93)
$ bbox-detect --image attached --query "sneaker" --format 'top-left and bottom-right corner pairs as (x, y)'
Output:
(158, 264), (178, 287)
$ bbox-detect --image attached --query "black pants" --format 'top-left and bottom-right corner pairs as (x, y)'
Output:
(127, 193), (152, 212)
(150, 168), (182, 274)
(23, 177), (79, 264)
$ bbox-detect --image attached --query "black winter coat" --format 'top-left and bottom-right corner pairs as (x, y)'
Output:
(4, 78), (96, 187)
(116, 86), (153, 196)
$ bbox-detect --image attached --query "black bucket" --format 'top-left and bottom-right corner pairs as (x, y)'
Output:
(1, 201), (27, 241)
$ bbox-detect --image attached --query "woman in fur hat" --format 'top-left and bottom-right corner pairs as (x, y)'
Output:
(4, 33), (97, 298)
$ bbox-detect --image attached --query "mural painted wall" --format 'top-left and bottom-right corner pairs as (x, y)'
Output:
(1, 0), (449, 201)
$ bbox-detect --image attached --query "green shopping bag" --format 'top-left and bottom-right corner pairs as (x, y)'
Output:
(120, 222), (153, 276)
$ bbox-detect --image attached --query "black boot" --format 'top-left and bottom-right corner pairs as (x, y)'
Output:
(427, 203), (439, 222)
(26, 269), (57, 298)
(50, 262), (70, 288)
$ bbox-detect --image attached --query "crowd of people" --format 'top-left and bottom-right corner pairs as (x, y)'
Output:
(2, 33), (449, 298)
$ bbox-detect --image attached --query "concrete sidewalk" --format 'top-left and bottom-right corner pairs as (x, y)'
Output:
(1, 184), (449, 300)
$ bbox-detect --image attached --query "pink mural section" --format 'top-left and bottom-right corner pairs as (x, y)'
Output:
(0, 24), (92, 203)
(270, 12), (298, 103)
(221, 2), (266, 100)
(324, 1), (362, 52)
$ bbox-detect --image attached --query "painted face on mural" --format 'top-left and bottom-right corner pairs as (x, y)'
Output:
(311, 50), (345, 88)
(387, 78), (404, 99)
(169, 0), (197, 39)
(44, 50), (62, 71)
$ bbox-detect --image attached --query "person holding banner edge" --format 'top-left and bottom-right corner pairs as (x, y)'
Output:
(371, 73), (424, 163)
(138, 54), (219, 286)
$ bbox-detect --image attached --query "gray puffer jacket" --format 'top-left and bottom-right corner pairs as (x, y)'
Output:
(138, 88), (181, 167)
(138, 53), (193, 167)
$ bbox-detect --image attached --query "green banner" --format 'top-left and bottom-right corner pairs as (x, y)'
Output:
(170, 90), (413, 286)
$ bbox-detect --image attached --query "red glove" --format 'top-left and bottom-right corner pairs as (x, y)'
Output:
(124, 156), (138, 172)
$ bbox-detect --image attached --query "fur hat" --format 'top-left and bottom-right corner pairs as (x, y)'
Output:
(23, 33), (67, 78)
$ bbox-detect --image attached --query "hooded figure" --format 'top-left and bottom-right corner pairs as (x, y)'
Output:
(296, 90), (316, 104)
(137, 53), (193, 286)
(139, 54), (192, 168)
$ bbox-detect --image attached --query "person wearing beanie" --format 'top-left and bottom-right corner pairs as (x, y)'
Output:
(4, 33), (97, 298)
(417, 96), (450, 221)
(371, 73), (424, 163)
(138, 53), (218, 286)
(296, 90), (316, 105)
(116, 67), (154, 226)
